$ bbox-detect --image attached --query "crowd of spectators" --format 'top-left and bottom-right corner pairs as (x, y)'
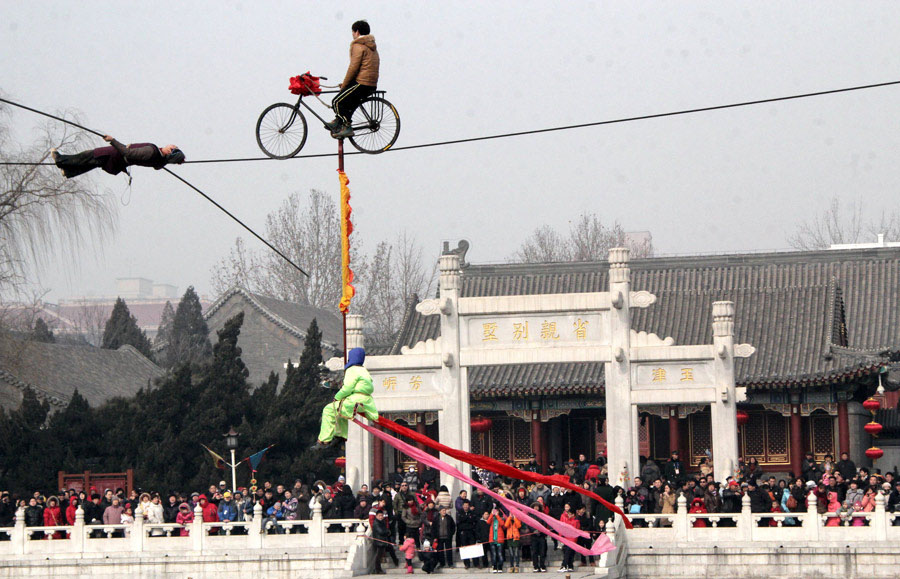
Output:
(2, 450), (899, 574)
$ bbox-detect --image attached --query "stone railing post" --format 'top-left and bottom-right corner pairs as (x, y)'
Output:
(310, 500), (324, 547)
(739, 492), (753, 541)
(12, 506), (25, 555)
(248, 502), (263, 548)
(674, 493), (689, 540)
(72, 505), (85, 554)
(805, 491), (820, 542)
(131, 507), (144, 552)
(192, 504), (204, 552)
(874, 490), (888, 541)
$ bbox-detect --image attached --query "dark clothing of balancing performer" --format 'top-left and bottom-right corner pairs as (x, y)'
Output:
(324, 20), (380, 139)
(52, 135), (185, 179)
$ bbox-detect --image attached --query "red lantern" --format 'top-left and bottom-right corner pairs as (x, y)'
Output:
(863, 398), (881, 413)
(736, 410), (749, 426)
(865, 447), (884, 461)
(470, 417), (493, 433)
(334, 456), (346, 469)
(864, 422), (884, 437)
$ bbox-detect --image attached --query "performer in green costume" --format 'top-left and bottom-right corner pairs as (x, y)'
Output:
(313, 347), (379, 448)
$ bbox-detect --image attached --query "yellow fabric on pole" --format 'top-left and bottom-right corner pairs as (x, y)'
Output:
(338, 170), (355, 313)
(201, 444), (227, 469)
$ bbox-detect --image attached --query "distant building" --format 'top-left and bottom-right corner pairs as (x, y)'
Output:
(203, 287), (343, 386)
(24, 278), (211, 344)
(0, 334), (164, 412)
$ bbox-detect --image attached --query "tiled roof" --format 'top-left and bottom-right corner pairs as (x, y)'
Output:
(203, 287), (343, 350)
(468, 362), (604, 398)
(392, 246), (900, 397)
(0, 335), (164, 408)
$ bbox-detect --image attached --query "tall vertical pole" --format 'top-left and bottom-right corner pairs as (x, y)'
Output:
(339, 138), (347, 363)
(229, 449), (238, 493)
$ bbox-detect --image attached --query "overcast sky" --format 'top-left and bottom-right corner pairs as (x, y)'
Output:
(4, 1), (900, 302)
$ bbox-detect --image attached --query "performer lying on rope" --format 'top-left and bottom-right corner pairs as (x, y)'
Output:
(311, 347), (378, 450)
(51, 135), (185, 179)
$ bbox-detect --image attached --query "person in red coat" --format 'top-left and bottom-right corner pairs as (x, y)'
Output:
(42, 497), (65, 539)
(689, 497), (708, 528)
(198, 494), (220, 535)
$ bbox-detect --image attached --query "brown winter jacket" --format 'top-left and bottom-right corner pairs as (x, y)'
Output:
(342, 35), (379, 88)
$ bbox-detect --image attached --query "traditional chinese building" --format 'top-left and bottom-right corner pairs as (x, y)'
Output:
(203, 287), (343, 385)
(371, 242), (900, 479)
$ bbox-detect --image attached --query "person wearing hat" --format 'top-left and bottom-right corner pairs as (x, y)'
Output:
(312, 347), (379, 449)
(52, 135), (185, 179)
(403, 466), (419, 493)
(218, 491), (238, 524)
(176, 502), (193, 537)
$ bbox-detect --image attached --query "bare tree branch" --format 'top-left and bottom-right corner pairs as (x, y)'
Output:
(511, 214), (655, 263)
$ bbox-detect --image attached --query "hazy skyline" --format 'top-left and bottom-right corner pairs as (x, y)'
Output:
(4, 1), (900, 302)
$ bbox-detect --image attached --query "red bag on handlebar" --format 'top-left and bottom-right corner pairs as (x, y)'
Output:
(289, 72), (322, 96)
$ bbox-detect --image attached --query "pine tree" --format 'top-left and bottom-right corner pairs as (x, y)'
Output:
(101, 298), (152, 357)
(48, 390), (99, 472)
(184, 312), (250, 489)
(155, 301), (175, 347)
(169, 286), (212, 367)
(31, 317), (55, 343)
(255, 319), (337, 484)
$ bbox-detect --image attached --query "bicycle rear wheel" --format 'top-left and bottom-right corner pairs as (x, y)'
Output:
(256, 103), (308, 159)
(348, 96), (400, 154)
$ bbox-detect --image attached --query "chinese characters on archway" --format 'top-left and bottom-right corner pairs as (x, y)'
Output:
(634, 363), (713, 388)
(378, 373), (430, 393)
(475, 316), (597, 346)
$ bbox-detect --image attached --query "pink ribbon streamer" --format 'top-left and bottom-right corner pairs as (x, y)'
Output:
(353, 418), (614, 557)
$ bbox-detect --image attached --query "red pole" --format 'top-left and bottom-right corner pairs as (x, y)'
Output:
(837, 401), (850, 456)
(339, 138), (347, 363)
(531, 414), (542, 470)
(668, 406), (680, 456)
(791, 405), (803, 478)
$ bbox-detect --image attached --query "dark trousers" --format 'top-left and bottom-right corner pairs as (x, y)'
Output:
(54, 150), (102, 178)
(562, 545), (576, 569)
(332, 82), (377, 124)
(374, 545), (386, 573)
(435, 537), (452, 566)
(531, 536), (547, 570)
(577, 536), (594, 564)
(457, 531), (475, 567)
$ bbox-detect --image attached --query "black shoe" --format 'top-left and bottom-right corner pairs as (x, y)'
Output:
(309, 440), (332, 451)
(324, 118), (342, 132)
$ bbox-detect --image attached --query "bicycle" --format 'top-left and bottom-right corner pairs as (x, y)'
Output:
(256, 72), (400, 159)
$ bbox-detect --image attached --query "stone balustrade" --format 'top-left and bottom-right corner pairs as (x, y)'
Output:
(619, 490), (900, 546)
(0, 500), (369, 559)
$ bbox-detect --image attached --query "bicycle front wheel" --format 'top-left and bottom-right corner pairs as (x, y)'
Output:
(348, 96), (400, 154)
(256, 103), (308, 159)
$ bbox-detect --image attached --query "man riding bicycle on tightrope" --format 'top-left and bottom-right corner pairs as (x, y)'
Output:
(324, 19), (380, 139)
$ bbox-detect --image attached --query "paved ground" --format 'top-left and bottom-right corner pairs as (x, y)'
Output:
(370, 561), (598, 577)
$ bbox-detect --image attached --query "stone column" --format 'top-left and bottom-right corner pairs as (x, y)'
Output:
(711, 301), (739, 482)
(344, 314), (372, 493)
(790, 403), (803, 478)
(606, 248), (636, 488)
(248, 503), (263, 548)
(837, 400), (850, 456)
(668, 406), (681, 456)
(436, 253), (468, 497)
